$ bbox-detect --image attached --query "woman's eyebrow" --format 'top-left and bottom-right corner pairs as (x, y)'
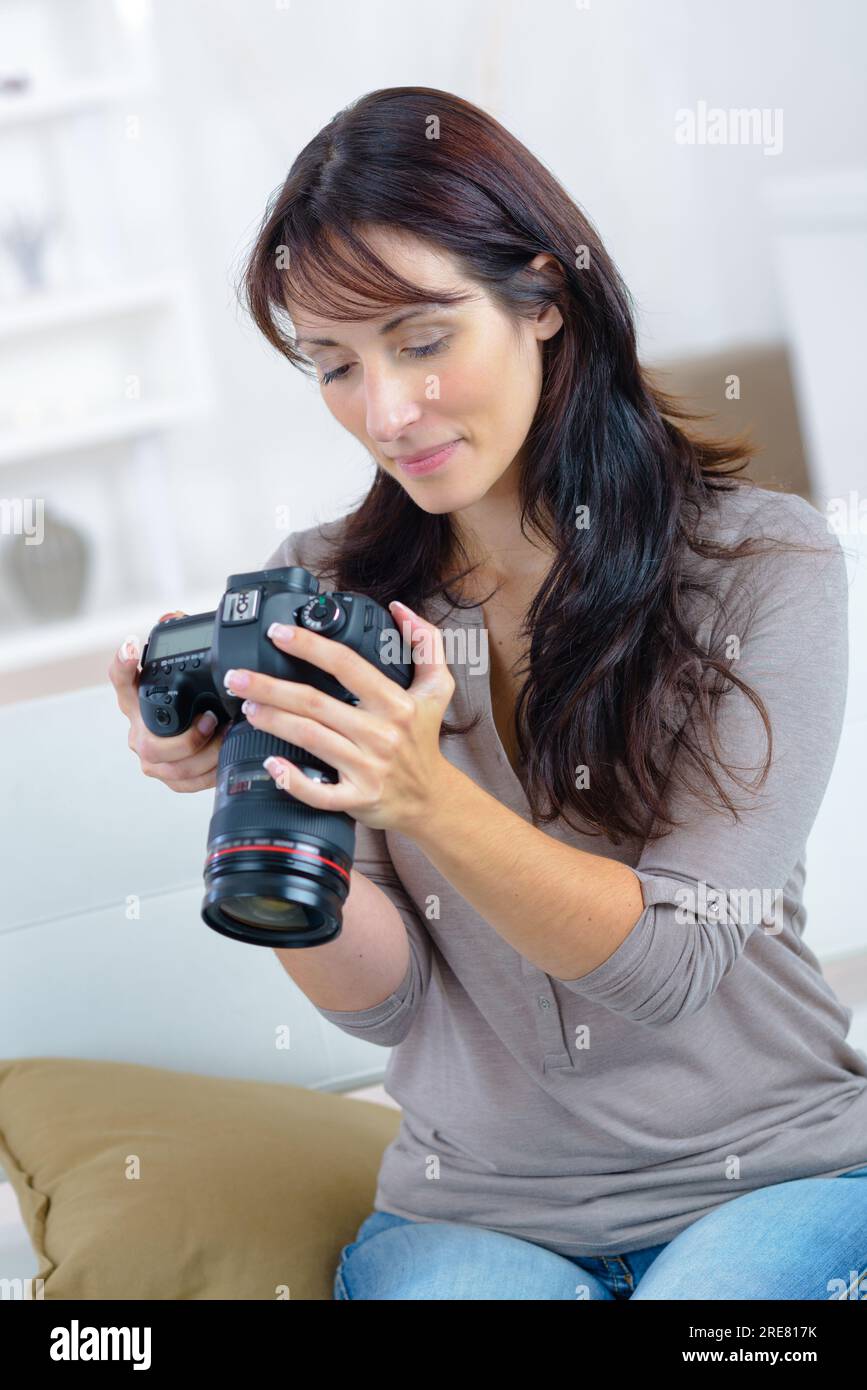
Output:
(296, 302), (455, 348)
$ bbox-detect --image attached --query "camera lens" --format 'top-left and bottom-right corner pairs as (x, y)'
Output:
(219, 895), (326, 930)
(201, 719), (355, 947)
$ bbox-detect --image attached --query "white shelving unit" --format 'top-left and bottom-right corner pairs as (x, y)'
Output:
(0, 273), (188, 340)
(0, 397), (211, 468)
(0, 0), (214, 704)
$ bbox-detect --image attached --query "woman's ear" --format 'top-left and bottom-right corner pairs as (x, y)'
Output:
(527, 252), (564, 341)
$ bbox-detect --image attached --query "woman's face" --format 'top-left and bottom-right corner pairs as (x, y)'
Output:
(285, 228), (563, 517)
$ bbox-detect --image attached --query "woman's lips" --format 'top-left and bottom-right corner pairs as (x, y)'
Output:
(395, 439), (461, 475)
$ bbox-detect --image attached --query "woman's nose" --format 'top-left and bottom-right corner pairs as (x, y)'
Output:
(363, 364), (423, 441)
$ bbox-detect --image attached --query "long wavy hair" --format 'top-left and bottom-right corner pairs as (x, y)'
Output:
(239, 85), (830, 845)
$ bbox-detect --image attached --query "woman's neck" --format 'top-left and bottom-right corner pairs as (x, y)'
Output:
(449, 504), (557, 600)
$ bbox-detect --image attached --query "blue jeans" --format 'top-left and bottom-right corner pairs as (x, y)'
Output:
(334, 1163), (867, 1299)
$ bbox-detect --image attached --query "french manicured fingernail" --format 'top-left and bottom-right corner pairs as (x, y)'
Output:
(391, 600), (418, 619)
(196, 711), (218, 734)
(267, 621), (295, 641)
(120, 639), (139, 662)
(241, 699), (257, 715)
(224, 668), (249, 690)
(263, 756), (283, 775)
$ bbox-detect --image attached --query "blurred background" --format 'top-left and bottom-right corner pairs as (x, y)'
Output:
(0, 0), (865, 702)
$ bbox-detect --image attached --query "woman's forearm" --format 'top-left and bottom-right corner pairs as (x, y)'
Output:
(272, 868), (410, 1010)
(403, 758), (645, 981)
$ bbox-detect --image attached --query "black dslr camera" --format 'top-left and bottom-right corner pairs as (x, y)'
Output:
(138, 566), (413, 948)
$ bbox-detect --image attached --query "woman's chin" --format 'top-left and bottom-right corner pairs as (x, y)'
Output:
(405, 478), (490, 515)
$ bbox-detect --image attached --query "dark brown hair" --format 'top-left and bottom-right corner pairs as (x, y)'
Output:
(239, 86), (838, 845)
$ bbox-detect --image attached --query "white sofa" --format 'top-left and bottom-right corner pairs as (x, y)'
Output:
(0, 681), (392, 1095)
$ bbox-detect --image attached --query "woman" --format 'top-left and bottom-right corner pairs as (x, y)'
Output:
(110, 87), (867, 1300)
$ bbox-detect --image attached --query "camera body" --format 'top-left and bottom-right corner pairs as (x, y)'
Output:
(139, 565), (411, 737)
(137, 566), (414, 948)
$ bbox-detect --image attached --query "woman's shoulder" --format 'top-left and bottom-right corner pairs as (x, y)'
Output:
(689, 483), (845, 597)
(688, 483), (848, 664)
(697, 481), (834, 549)
(261, 515), (348, 585)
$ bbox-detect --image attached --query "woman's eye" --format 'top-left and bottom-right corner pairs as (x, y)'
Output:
(320, 337), (450, 387)
(405, 337), (450, 361)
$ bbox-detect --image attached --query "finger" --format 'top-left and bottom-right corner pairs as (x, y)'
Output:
(159, 772), (220, 794)
(108, 611), (187, 716)
(262, 756), (357, 813)
(225, 672), (403, 749)
(241, 701), (369, 783)
(132, 712), (226, 765)
(140, 738), (223, 783)
(108, 634), (143, 720)
(387, 601), (453, 697)
(266, 621), (414, 716)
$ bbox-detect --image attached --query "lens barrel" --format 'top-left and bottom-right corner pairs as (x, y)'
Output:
(201, 718), (355, 947)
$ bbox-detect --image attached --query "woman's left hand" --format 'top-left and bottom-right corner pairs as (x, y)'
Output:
(222, 600), (455, 834)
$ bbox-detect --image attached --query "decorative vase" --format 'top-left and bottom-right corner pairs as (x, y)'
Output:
(0, 503), (91, 622)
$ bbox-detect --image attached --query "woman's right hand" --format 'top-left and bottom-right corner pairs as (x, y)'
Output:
(108, 610), (227, 793)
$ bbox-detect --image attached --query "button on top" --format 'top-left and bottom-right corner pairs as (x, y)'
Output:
(538, 996), (551, 1009)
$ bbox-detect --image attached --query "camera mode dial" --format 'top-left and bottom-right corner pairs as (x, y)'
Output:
(297, 594), (346, 635)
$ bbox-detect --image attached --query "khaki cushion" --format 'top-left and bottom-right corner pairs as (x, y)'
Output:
(0, 1056), (399, 1300)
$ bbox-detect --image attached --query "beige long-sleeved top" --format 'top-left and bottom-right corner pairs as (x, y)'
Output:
(263, 484), (867, 1257)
